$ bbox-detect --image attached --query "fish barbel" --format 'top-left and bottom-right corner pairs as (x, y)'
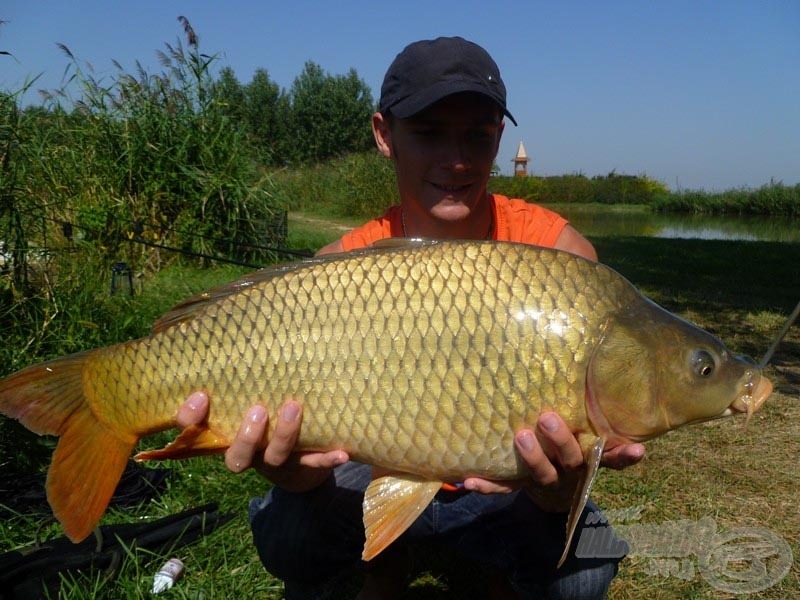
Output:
(0, 239), (772, 565)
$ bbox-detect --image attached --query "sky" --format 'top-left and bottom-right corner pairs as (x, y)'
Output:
(2, 0), (798, 191)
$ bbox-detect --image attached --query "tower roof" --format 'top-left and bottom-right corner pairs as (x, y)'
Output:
(513, 141), (530, 163)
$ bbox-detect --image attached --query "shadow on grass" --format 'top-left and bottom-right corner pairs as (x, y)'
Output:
(593, 238), (800, 315)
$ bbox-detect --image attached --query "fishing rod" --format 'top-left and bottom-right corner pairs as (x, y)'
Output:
(759, 298), (800, 369)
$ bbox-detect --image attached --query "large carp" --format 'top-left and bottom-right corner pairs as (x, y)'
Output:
(0, 240), (772, 565)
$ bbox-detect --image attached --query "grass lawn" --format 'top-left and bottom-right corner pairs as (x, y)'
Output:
(1, 215), (797, 598)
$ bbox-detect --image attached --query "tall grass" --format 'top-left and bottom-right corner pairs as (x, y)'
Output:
(0, 19), (283, 373)
(651, 182), (800, 215)
(37, 26), (280, 265)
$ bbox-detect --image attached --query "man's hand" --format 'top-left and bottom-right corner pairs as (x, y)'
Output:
(462, 412), (645, 511)
(176, 392), (349, 493)
(598, 440), (645, 471)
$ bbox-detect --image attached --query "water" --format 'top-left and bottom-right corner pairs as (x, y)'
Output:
(549, 206), (800, 242)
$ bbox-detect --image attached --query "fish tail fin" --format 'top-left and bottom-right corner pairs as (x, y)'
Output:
(0, 352), (138, 542)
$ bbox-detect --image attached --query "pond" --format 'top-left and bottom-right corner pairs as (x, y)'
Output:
(546, 205), (800, 243)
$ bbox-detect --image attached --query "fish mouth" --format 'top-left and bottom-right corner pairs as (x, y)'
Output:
(721, 375), (773, 424)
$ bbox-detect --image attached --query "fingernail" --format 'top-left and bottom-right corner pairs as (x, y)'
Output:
(282, 402), (300, 422)
(248, 406), (267, 423)
(540, 415), (559, 433)
(187, 392), (206, 411)
(463, 479), (477, 491)
(517, 430), (536, 452)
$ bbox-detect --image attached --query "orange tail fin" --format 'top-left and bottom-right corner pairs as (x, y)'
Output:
(0, 352), (137, 542)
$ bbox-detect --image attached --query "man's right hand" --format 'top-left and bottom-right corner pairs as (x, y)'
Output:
(176, 392), (349, 493)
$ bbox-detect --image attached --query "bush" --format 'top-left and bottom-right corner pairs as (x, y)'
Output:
(272, 151), (398, 219)
(489, 172), (668, 205)
(651, 182), (800, 215)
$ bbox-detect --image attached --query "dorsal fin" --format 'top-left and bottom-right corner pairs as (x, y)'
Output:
(368, 237), (442, 250)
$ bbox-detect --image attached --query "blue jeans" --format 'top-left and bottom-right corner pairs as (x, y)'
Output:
(249, 462), (622, 599)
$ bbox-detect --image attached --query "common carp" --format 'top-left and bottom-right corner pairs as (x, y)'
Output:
(0, 240), (772, 565)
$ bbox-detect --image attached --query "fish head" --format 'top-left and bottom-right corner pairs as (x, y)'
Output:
(586, 298), (772, 444)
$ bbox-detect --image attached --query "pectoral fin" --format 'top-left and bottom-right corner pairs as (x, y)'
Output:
(362, 474), (441, 561)
(134, 424), (231, 461)
(558, 435), (605, 568)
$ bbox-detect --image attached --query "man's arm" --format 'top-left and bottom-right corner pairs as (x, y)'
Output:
(315, 238), (345, 256)
(553, 224), (598, 261)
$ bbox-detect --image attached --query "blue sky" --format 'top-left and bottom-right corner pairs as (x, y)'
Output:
(3, 1), (798, 191)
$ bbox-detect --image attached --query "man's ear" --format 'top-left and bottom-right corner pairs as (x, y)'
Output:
(372, 112), (392, 158)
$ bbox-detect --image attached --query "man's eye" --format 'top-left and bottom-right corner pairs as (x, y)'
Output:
(468, 130), (493, 142)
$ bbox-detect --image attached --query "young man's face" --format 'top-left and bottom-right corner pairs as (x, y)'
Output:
(373, 92), (505, 224)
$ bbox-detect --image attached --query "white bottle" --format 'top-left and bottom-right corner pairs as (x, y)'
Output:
(152, 558), (185, 594)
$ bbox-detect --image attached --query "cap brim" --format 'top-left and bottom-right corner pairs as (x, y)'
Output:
(388, 80), (517, 126)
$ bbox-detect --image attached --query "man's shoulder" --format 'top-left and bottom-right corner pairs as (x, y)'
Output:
(340, 205), (402, 252)
(490, 194), (567, 247)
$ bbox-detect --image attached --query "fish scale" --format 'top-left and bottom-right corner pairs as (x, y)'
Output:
(0, 239), (771, 561)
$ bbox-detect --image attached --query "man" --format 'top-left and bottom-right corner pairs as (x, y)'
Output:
(178, 37), (644, 598)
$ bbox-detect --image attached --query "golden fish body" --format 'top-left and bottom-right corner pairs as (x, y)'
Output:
(0, 240), (771, 559)
(93, 240), (625, 479)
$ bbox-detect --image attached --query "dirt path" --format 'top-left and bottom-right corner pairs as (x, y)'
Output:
(289, 213), (354, 232)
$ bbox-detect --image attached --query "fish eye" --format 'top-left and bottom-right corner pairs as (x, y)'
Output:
(692, 350), (716, 378)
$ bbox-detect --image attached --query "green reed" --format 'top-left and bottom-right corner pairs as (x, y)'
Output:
(0, 18), (282, 377)
(651, 182), (800, 215)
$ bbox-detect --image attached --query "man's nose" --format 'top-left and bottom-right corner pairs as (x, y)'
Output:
(441, 137), (470, 170)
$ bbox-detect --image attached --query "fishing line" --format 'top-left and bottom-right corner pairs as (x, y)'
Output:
(9, 204), (309, 258)
(131, 237), (266, 269)
(759, 298), (800, 369)
(5, 208), (313, 267)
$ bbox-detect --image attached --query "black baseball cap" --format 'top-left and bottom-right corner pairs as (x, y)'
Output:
(379, 36), (517, 126)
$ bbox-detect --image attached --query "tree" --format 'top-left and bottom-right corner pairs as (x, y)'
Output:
(288, 62), (374, 164)
(243, 68), (287, 165)
(210, 60), (375, 166)
(214, 66), (246, 126)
